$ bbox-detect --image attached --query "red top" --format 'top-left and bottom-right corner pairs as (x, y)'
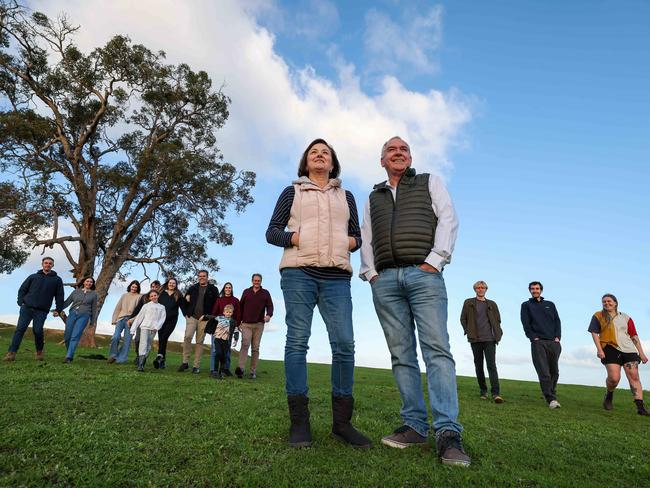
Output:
(240, 287), (273, 323)
(211, 295), (241, 326)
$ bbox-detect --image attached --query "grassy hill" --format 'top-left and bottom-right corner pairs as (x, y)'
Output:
(0, 324), (648, 487)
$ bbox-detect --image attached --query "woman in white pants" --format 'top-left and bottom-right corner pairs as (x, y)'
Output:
(130, 290), (166, 372)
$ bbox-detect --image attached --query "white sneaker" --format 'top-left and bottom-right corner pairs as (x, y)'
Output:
(548, 400), (561, 409)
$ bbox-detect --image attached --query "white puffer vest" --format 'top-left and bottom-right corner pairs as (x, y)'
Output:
(279, 177), (352, 273)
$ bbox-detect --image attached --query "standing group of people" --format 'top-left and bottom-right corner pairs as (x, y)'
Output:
(460, 279), (648, 417)
(3, 259), (274, 378)
(266, 135), (649, 469)
(3, 136), (648, 470)
(107, 272), (273, 376)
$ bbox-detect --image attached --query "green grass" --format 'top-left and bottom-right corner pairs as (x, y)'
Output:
(0, 324), (648, 487)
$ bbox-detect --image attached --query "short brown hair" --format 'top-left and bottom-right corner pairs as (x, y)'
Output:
(297, 138), (341, 179)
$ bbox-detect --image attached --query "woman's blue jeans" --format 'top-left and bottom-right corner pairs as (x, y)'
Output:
(281, 268), (355, 397)
(109, 317), (132, 363)
(64, 310), (91, 359)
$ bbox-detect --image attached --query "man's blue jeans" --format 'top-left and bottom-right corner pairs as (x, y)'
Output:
(108, 317), (132, 363)
(64, 310), (91, 359)
(281, 268), (355, 397)
(371, 266), (463, 437)
(8, 305), (48, 353)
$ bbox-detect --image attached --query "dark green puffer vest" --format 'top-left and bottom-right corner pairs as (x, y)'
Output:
(369, 168), (437, 272)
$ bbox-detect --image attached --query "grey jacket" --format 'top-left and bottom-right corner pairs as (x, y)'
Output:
(63, 289), (98, 322)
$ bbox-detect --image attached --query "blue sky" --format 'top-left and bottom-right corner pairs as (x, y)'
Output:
(3, 0), (649, 389)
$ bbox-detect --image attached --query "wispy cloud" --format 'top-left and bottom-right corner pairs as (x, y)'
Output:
(293, 0), (340, 41)
(363, 5), (443, 74)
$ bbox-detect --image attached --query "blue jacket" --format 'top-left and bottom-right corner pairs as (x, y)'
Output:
(17, 270), (65, 312)
(520, 297), (561, 341)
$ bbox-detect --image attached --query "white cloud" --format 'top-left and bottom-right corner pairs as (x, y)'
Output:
(363, 5), (443, 74)
(29, 0), (471, 185)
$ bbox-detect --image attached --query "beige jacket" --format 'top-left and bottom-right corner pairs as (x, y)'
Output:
(279, 177), (352, 273)
(111, 292), (142, 324)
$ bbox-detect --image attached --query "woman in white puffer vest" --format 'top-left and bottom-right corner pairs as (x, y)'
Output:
(266, 138), (371, 449)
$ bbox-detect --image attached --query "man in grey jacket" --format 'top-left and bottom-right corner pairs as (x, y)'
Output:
(460, 280), (504, 402)
(4, 256), (64, 361)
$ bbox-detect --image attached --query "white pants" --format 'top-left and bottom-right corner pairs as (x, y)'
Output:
(138, 329), (156, 357)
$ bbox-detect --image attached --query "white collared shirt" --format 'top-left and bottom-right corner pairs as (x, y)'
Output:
(359, 173), (459, 281)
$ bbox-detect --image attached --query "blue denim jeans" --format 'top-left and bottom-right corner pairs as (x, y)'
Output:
(8, 305), (48, 353)
(109, 317), (132, 363)
(64, 310), (91, 359)
(371, 266), (462, 437)
(281, 268), (355, 397)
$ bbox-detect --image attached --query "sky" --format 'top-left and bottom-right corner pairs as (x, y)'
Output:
(2, 0), (649, 389)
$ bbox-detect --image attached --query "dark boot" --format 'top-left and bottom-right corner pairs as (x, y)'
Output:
(288, 395), (312, 448)
(603, 391), (614, 410)
(331, 395), (372, 448)
(137, 356), (146, 372)
(634, 399), (650, 416)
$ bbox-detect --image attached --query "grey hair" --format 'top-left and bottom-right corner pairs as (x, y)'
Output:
(380, 136), (410, 160)
(473, 281), (488, 290)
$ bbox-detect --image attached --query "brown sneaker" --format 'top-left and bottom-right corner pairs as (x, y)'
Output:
(107, 357), (116, 364)
(381, 425), (428, 449)
(35, 350), (44, 361)
(3, 352), (16, 362)
(493, 395), (505, 404)
(436, 430), (471, 467)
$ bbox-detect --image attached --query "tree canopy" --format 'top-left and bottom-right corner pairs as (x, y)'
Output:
(0, 1), (255, 340)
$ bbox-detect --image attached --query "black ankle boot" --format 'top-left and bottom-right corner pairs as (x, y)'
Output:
(603, 391), (614, 410)
(331, 395), (372, 448)
(634, 399), (650, 416)
(288, 395), (312, 448)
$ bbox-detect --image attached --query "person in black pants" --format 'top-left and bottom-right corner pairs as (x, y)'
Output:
(154, 278), (186, 369)
(521, 281), (562, 409)
(460, 280), (504, 402)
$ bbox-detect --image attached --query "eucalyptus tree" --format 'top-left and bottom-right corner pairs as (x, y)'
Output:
(0, 1), (255, 343)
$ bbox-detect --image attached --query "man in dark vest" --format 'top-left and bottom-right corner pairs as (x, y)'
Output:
(460, 280), (504, 402)
(360, 136), (469, 467)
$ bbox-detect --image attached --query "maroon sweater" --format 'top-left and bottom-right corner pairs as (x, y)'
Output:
(211, 295), (242, 326)
(240, 287), (273, 323)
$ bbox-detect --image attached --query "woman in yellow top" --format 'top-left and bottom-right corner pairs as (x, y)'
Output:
(588, 293), (649, 415)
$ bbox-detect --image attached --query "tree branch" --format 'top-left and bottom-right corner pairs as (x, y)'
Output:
(35, 235), (82, 247)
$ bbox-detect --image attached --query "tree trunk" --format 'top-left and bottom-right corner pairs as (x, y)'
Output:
(78, 252), (126, 348)
(77, 212), (99, 348)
